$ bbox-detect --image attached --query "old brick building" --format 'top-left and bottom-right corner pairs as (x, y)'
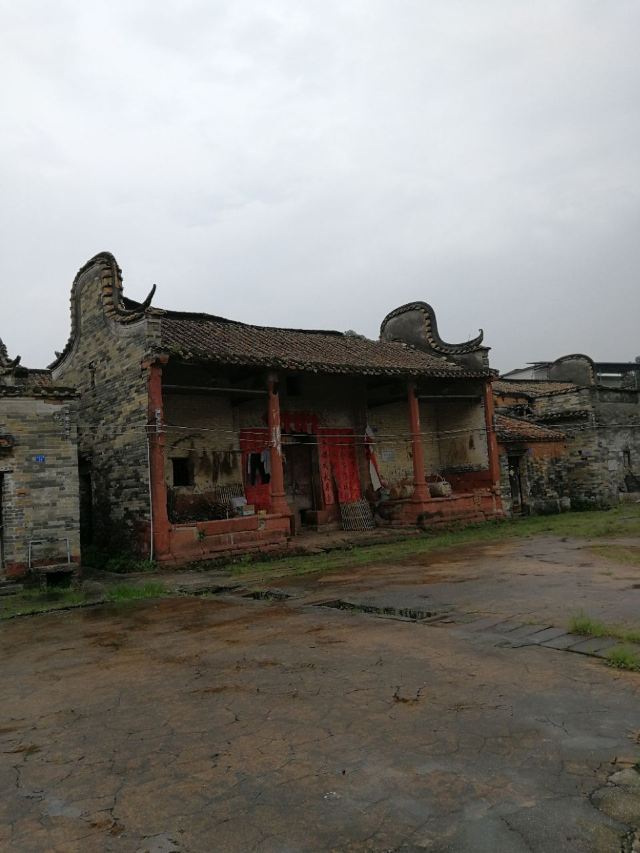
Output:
(50, 252), (504, 563)
(495, 354), (640, 512)
(0, 340), (80, 577)
(494, 411), (568, 515)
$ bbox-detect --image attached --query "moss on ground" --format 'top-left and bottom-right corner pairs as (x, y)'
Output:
(221, 504), (640, 581)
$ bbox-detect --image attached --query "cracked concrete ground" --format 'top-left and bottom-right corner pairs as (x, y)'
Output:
(1, 535), (639, 852)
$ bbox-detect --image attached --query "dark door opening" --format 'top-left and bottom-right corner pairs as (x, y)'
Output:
(79, 462), (93, 547)
(283, 434), (319, 532)
(507, 455), (524, 513)
(0, 473), (5, 570)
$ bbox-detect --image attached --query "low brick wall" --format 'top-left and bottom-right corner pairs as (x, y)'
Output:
(162, 513), (291, 563)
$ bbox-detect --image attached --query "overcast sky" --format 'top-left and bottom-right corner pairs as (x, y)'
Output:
(1, 1), (639, 372)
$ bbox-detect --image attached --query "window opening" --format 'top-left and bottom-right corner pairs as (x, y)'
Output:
(172, 458), (193, 487)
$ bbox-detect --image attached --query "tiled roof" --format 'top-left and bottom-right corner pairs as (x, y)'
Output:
(493, 379), (577, 398)
(496, 414), (565, 443)
(50, 252), (493, 379)
(158, 312), (491, 378)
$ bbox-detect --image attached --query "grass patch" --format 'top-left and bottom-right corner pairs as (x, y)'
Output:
(569, 611), (640, 645)
(106, 582), (166, 602)
(218, 504), (640, 581)
(82, 545), (156, 574)
(569, 613), (609, 638)
(0, 588), (89, 619)
(589, 544), (640, 567)
(605, 645), (640, 672)
(1, 581), (168, 619)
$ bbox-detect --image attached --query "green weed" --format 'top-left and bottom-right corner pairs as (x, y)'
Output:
(0, 588), (87, 619)
(569, 613), (609, 637)
(605, 646), (640, 672)
(106, 582), (166, 602)
(568, 612), (640, 645)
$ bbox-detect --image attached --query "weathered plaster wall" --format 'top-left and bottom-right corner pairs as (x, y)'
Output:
(52, 263), (151, 552)
(431, 399), (488, 472)
(0, 396), (80, 572)
(163, 393), (242, 491)
(367, 401), (415, 488)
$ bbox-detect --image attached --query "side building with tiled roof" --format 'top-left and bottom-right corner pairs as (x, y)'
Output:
(0, 340), (80, 576)
(494, 353), (640, 513)
(50, 252), (505, 563)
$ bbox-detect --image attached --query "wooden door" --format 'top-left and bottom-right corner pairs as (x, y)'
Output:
(284, 442), (316, 531)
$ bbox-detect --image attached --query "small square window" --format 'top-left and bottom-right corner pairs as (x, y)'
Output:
(172, 457), (193, 487)
(285, 376), (302, 397)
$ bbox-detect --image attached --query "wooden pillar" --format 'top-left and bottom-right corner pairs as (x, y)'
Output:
(267, 373), (291, 516)
(146, 359), (171, 558)
(482, 379), (502, 491)
(407, 380), (429, 503)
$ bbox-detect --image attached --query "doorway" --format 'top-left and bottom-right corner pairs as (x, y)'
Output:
(79, 461), (93, 547)
(0, 473), (4, 570)
(283, 434), (319, 532)
(507, 455), (525, 514)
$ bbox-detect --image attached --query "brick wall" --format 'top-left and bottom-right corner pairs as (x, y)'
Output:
(0, 395), (80, 571)
(526, 386), (640, 508)
(52, 261), (152, 553)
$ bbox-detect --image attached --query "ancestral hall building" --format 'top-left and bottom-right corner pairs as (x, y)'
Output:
(50, 252), (503, 562)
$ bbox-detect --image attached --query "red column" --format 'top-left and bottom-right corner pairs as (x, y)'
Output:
(407, 381), (429, 503)
(146, 359), (171, 558)
(267, 373), (291, 516)
(483, 379), (502, 492)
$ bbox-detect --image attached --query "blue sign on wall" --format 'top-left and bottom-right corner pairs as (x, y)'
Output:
(34, 455), (46, 463)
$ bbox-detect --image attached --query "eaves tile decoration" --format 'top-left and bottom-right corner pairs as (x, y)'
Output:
(493, 379), (578, 398)
(158, 312), (490, 378)
(495, 414), (566, 443)
(536, 409), (591, 422)
(50, 252), (491, 380)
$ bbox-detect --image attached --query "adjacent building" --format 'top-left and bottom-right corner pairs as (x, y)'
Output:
(50, 252), (503, 563)
(0, 340), (80, 576)
(495, 354), (640, 513)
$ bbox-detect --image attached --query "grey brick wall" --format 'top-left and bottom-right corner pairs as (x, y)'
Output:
(0, 395), (80, 570)
(52, 261), (152, 554)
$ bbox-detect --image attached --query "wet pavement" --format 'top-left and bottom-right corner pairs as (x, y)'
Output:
(1, 535), (640, 852)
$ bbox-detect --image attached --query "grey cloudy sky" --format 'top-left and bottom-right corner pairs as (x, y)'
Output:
(1, 0), (639, 372)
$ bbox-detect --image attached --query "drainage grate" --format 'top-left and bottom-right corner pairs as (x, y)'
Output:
(315, 599), (445, 622)
(243, 590), (291, 602)
(179, 584), (246, 597)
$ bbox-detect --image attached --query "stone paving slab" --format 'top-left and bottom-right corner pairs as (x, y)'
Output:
(493, 620), (529, 634)
(467, 615), (514, 631)
(540, 633), (584, 650)
(525, 626), (570, 644)
(568, 637), (621, 656)
(501, 623), (550, 639)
